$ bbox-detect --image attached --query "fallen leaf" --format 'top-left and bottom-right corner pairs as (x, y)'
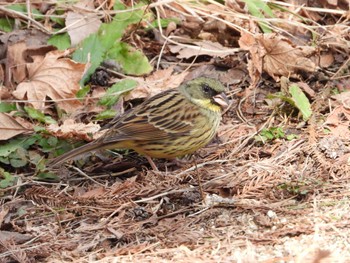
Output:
(0, 86), (11, 99)
(7, 41), (27, 84)
(0, 29), (50, 87)
(13, 50), (86, 113)
(323, 105), (350, 139)
(124, 67), (189, 101)
(79, 187), (108, 198)
(319, 52), (334, 68)
(0, 113), (33, 140)
(47, 119), (100, 141)
(66, 11), (101, 46)
(169, 40), (238, 59)
(239, 33), (317, 80)
(331, 90), (350, 109)
(297, 82), (315, 98)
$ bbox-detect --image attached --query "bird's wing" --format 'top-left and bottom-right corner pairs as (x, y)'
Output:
(101, 89), (197, 143)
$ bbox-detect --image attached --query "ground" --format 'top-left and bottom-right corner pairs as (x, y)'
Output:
(1, 1), (350, 262)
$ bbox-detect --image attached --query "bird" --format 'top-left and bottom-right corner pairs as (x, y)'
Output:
(49, 77), (229, 170)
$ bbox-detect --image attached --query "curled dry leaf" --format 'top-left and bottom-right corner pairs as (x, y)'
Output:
(169, 40), (238, 59)
(124, 67), (189, 101)
(47, 119), (100, 141)
(13, 50), (86, 113)
(0, 113), (33, 140)
(239, 33), (317, 81)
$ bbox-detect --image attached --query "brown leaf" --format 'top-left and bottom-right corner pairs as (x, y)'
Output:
(0, 113), (33, 140)
(0, 86), (11, 99)
(124, 67), (188, 101)
(13, 50), (86, 113)
(297, 82), (315, 98)
(169, 40), (238, 59)
(324, 106), (350, 139)
(66, 11), (101, 46)
(0, 29), (50, 87)
(47, 119), (100, 141)
(319, 52), (334, 68)
(239, 33), (317, 80)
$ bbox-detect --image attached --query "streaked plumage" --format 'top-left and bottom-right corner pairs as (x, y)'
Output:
(50, 77), (228, 167)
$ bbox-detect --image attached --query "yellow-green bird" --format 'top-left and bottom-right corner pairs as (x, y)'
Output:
(50, 77), (228, 169)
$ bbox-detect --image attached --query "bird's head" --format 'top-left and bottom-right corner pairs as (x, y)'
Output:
(180, 77), (229, 113)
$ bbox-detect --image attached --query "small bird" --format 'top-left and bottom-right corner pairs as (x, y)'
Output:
(49, 77), (229, 169)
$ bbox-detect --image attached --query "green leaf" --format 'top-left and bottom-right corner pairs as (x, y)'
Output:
(289, 84), (312, 121)
(255, 127), (285, 143)
(98, 79), (137, 108)
(107, 42), (153, 75)
(73, 34), (105, 84)
(0, 170), (16, 188)
(9, 148), (28, 167)
(242, 0), (274, 33)
(48, 33), (71, 50)
(0, 137), (37, 169)
(36, 172), (59, 181)
(0, 18), (14, 32)
(24, 107), (57, 124)
(146, 18), (180, 30)
(76, 85), (91, 98)
(0, 139), (28, 157)
(72, 4), (144, 84)
(95, 109), (118, 120)
(6, 4), (43, 21)
(0, 102), (17, 113)
(286, 134), (298, 141)
(50, 15), (65, 26)
(38, 136), (59, 153)
(113, 1), (127, 10)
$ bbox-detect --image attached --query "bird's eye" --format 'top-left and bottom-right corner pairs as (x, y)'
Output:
(202, 84), (210, 93)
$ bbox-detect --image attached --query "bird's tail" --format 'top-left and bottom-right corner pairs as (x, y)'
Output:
(48, 141), (109, 167)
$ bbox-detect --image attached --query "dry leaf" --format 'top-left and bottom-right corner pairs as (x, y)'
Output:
(13, 50), (86, 113)
(0, 86), (11, 99)
(7, 41), (27, 84)
(239, 33), (317, 80)
(124, 67), (189, 101)
(0, 113), (33, 140)
(66, 11), (101, 46)
(323, 106), (350, 139)
(297, 82), (315, 98)
(319, 53), (335, 68)
(169, 40), (238, 59)
(47, 119), (100, 141)
(331, 90), (350, 108)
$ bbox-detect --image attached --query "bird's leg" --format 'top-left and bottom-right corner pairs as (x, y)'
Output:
(145, 155), (159, 171)
(192, 156), (206, 205)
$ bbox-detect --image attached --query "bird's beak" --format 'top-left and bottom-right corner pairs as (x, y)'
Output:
(213, 93), (229, 110)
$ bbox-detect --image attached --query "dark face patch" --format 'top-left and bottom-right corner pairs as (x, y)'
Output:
(201, 83), (219, 99)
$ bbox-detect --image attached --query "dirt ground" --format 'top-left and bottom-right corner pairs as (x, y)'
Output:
(3, 85), (350, 262)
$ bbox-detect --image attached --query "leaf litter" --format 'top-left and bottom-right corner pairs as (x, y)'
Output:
(0, 0), (350, 262)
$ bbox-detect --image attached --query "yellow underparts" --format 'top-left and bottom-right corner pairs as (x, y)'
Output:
(191, 98), (221, 113)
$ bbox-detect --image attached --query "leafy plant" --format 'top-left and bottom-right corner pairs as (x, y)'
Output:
(98, 79), (137, 108)
(0, 18), (14, 32)
(73, 1), (153, 84)
(242, 0), (274, 33)
(0, 102), (17, 113)
(268, 81), (312, 121)
(24, 107), (57, 124)
(0, 169), (16, 188)
(255, 127), (298, 143)
(48, 33), (71, 50)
